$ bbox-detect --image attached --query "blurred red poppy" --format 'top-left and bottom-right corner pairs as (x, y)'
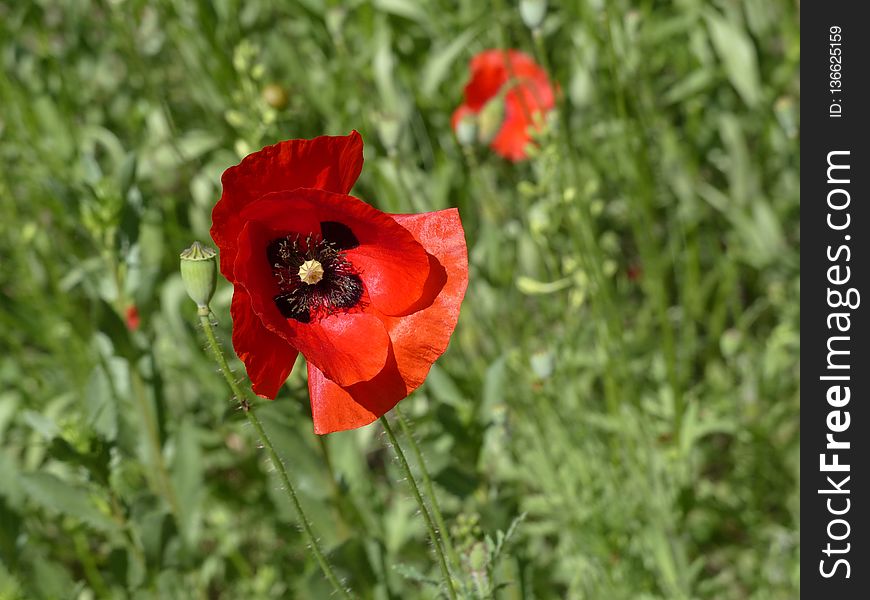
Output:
(452, 49), (555, 161)
(125, 305), (140, 331)
(211, 132), (468, 434)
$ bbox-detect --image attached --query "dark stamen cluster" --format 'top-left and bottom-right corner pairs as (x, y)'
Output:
(268, 233), (363, 323)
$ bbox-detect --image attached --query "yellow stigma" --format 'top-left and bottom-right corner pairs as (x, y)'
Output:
(298, 259), (325, 285)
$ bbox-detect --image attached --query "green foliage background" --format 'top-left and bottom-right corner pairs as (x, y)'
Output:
(0, 0), (799, 598)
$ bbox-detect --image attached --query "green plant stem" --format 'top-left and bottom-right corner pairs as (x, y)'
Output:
(107, 491), (147, 573)
(380, 415), (458, 600)
(130, 367), (181, 520)
(198, 312), (352, 600)
(527, 23), (627, 414)
(462, 146), (504, 223)
(73, 529), (109, 597)
(394, 407), (460, 570)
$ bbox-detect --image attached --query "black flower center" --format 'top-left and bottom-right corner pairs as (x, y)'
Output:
(268, 221), (363, 323)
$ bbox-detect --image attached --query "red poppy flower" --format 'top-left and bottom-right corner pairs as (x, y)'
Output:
(211, 132), (468, 434)
(452, 49), (555, 161)
(125, 305), (140, 331)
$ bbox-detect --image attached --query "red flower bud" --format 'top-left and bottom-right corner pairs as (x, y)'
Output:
(125, 305), (140, 331)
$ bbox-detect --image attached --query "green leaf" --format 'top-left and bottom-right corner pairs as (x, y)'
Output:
(20, 410), (59, 440)
(423, 364), (466, 408)
(0, 452), (23, 507)
(489, 512), (526, 567)
(31, 555), (78, 600)
(0, 497), (22, 566)
(20, 472), (116, 532)
(705, 10), (761, 106)
(118, 151), (138, 199)
(393, 562), (439, 586)
(372, 20), (402, 115)
(516, 275), (572, 295)
(420, 28), (478, 97)
(171, 418), (204, 547)
(480, 356), (506, 419)
(0, 393), (20, 438)
(85, 364), (119, 441)
(373, 0), (430, 26)
(0, 561), (24, 600)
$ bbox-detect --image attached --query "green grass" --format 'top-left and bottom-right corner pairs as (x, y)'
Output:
(0, 0), (799, 598)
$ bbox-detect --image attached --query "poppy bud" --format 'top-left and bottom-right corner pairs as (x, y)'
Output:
(262, 84), (289, 110)
(180, 241), (217, 315)
(520, 0), (547, 30)
(477, 97), (505, 144)
(455, 114), (478, 147)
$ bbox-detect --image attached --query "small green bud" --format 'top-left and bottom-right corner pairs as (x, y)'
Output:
(180, 241), (217, 315)
(455, 114), (478, 147)
(519, 0), (547, 30)
(262, 83), (289, 110)
(530, 350), (555, 380)
(720, 329), (742, 358)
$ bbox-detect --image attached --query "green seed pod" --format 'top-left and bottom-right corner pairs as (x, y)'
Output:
(520, 0), (547, 30)
(180, 241), (217, 315)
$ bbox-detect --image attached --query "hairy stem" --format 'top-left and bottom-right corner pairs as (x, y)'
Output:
(380, 415), (458, 600)
(394, 407), (460, 570)
(198, 312), (352, 600)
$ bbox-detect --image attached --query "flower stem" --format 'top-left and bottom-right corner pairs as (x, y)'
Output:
(380, 415), (458, 600)
(394, 407), (460, 570)
(198, 312), (352, 600)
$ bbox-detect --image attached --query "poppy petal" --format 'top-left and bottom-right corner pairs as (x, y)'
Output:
(292, 312), (390, 387)
(491, 109), (533, 161)
(464, 50), (510, 110)
(381, 208), (469, 389)
(464, 50), (548, 108)
(307, 362), (377, 434)
(212, 131), (364, 280)
(307, 348), (409, 434)
(237, 189), (431, 315)
(230, 287), (299, 399)
(493, 82), (555, 161)
(503, 49), (551, 83)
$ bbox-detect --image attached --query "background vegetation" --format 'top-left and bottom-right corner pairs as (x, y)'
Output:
(0, 0), (799, 598)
